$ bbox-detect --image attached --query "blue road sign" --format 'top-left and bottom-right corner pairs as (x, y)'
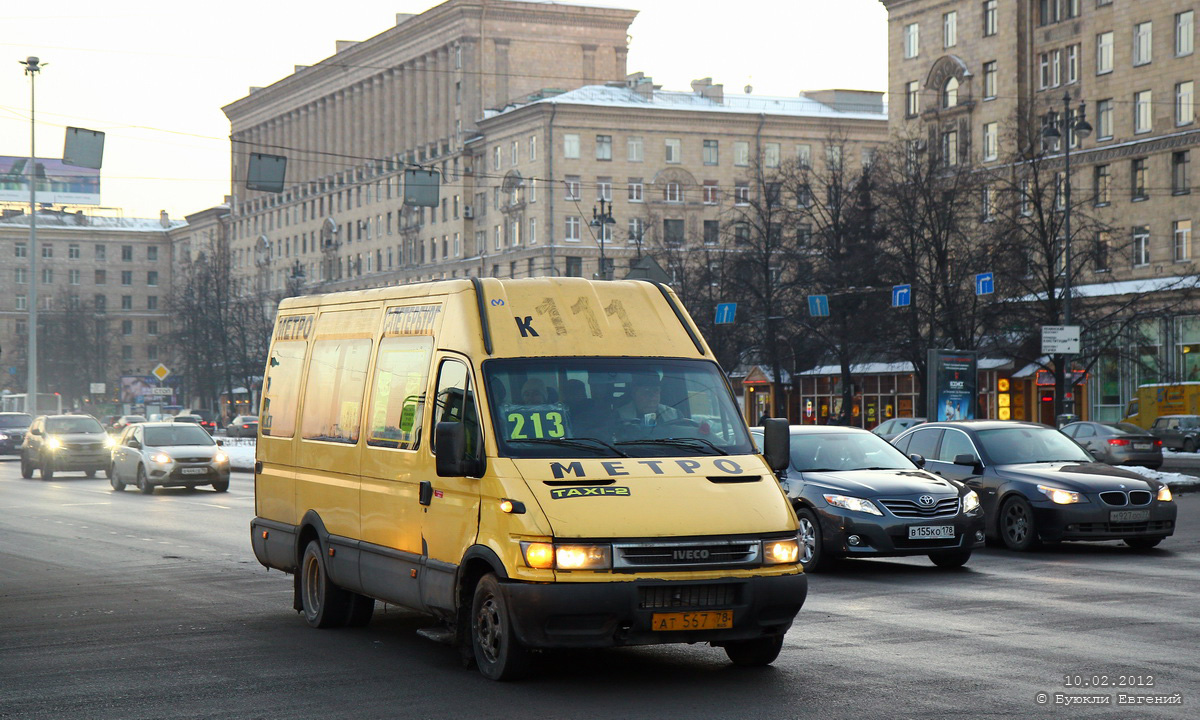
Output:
(975, 272), (994, 295)
(808, 295), (830, 317)
(714, 302), (737, 324)
(892, 284), (912, 307)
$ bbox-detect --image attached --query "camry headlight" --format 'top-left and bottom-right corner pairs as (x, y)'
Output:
(1037, 484), (1082, 504)
(823, 493), (883, 515)
(45, 436), (62, 450)
(214, 451), (228, 463)
(520, 541), (612, 570)
(1157, 485), (1174, 502)
(150, 452), (172, 464)
(962, 490), (981, 515)
(763, 536), (800, 565)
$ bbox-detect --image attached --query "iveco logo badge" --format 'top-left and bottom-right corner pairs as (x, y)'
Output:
(673, 549), (710, 561)
(919, 495), (936, 507)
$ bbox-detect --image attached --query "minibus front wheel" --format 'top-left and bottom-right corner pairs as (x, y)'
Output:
(471, 574), (530, 681)
(723, 634), (785, 667)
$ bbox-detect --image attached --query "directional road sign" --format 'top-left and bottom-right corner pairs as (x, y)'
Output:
(808, 295), (830, 317)
(975, 272), (994, 295)
(1042, 325), (1080, 355)
(892, 284), (912, 307)
(714, 302), (737, 324)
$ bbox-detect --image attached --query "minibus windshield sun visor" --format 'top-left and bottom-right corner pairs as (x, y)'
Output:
(483, 357), (755, 459)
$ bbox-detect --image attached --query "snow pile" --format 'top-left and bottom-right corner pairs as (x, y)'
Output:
(1118, 464), (1200, 489)
(220, 439), (256, 471)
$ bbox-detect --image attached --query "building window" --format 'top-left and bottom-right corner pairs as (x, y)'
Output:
(16, 295), (26, 310)
(1094, 232), (1110, 272)
(628, 217), (644, 245)
(147, 246), (158, 262)
(121, 270), (132, 286)
(1175, 220), (1193, 261)
(1134, 90), (1153, 133)
(14, 267), (26, 284)
(1097, 99), (1113, 139)
(703, 180), (719, 205)
(492, 146), (501, 170)
(68, 243), (80, 259)
(1066, 44), (1078, 84)
(983, 123), (998, 161)
(595, 134), (612, 161)
(1132, 158), (1148, 199)
(628, 179), (643, 202)
(733, 222), (750, 245)
(981, 186), (995, 220)
(703, 220), (719, 246)
(904, 22), (919, 59)
(796, 144), (812, 168)
(665, 138), (681, 164)
(826, 145), (843, 169)
(147, 270), (158, 287)
(95, 269), (106, 285)
(627, 136), (643, 162)
(565, 256), (582, 277)
(1133, 226), (1151, 266)
(734, 184), (750, 205)
(942, 130), (959, 166)
(15, 242), (26, 258)
(1097, 32), (1114, 74)
(121, 245), (133, 261)
(1134, 22), (1153, 66)
(529, 134), (537, 161)
(664, 182), (682, 203)
(565, 176), (581, 200)
(42, 244), (53, 259)
(943, 76), (959, 107)
(564, 133), (580, 159)
(1039, 0), (1060, 26)
(1178, 11), (1195, 56)
(121, 319), (133, 336)
(906, 81), (920, 116)
(663, 219), (685, 246)
(1174, 151), (1191, 194)
(597, 179), (612, 202)
(1177, 81), (1194, 126)
(565, 216), (580, 241)
(734, 141), (750, 166)
(983, 1), (997, 37)
(943, 11), (957, 48)
(147, 295), (157, 310)
(703, 139), (718, 165)
(764, 142), (780, 168)
(1094, 164), (1111, 205)
(1039, 53), (1051, 89)
(983, 62), (997, 100)
(69, 269), (80, 285)
(121, 295), (132, 310)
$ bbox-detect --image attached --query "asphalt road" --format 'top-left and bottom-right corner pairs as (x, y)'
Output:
(1, 457), (1197, 720)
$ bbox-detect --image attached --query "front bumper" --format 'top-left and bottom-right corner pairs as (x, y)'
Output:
(148, 462), (230, 487)
(1034, 500), (1177, 541)
(817, 506), (985, 558)
(501, 573), (807, 649)
(44, 451), (109, 470)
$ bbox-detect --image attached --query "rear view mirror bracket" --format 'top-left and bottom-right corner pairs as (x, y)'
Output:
(761, 418), (790, 474)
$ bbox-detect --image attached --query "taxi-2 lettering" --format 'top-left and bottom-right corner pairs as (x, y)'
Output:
(549, 486), (631, 499)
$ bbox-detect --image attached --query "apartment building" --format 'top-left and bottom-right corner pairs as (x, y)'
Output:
(881, 0), (1200, 419)
(0, 207), (178, 402)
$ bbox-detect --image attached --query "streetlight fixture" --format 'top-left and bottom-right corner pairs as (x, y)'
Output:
(1041, 91), (1092, 419)
(590, 197), (616, 280)
(20, 56), (45, 417)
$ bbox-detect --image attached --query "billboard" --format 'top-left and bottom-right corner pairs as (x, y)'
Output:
(927, 350), (978, 421)
(0, 156), (101, 205)
(119, 375), (160, 404)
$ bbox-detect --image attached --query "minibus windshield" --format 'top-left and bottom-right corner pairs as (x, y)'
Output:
(483, 358), (755, 458)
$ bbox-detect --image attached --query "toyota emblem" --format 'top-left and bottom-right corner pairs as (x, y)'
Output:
(918, 495), (936, 507)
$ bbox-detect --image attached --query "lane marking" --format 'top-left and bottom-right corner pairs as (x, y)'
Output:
(61, 502), (112, 507)
(199, 503), (232, 510)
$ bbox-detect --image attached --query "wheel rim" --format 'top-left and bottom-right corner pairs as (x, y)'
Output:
(1004, 502), (1028, 543)
(303, 554), (322, 622)
(475, 593), (503, 665)
(797, 517), (817, 564)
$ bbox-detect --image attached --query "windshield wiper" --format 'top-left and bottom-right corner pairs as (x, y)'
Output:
(615, 437), (729, 455)
(508, 437), (627, 457)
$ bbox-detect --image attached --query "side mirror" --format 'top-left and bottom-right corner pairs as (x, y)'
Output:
(435, 422), (469, 477)
(953, 453), (983, 472)
(216, 439), (224, 447)
(1088, 447), (1105, 459)
(128, 439), (142, 449)
(909, 453), (926, 468)
(30, 427), (42, 436)
(761, 418), (790, 473)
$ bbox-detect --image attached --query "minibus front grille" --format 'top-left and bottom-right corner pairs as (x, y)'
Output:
(638, 583), (740, 609)
(612, 540), (760, 570)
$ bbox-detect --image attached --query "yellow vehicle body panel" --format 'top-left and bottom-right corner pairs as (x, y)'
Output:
(1123, 383), (1200, 428)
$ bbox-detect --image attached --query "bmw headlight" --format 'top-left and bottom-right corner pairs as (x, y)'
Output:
(150, 452), (172, 464)
(763, 536), (800, 565)
(1037, 484), (1082, 504)
(1157, 485), (1174, 502)
(45, 436), (62, 450)
(822, 493), (883, 516)
(962, 490), (981, 515)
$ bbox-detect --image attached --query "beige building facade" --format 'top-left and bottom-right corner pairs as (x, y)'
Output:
(881, 0), (1200, 419)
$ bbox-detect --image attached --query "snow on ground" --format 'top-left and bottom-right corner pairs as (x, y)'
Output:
(220, 438), (256, 471)
(1117, 463), (1200, 489)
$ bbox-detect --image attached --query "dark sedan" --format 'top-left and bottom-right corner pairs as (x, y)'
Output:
(1061, 421), (1163, 469)
(0, 412), (33, 454)
(892, 420), (1177, 551)
(871, 417), (925, 442)
(752, 426), (984, 571)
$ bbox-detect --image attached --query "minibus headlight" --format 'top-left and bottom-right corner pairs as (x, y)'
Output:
(520, 541), (611, 570)
(521, 542), (555, 570)
(1157, 485), (1174, 502)
(763, 536), (800, 565)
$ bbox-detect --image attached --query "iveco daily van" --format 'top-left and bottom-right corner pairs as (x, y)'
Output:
(250, 278), (805, 679)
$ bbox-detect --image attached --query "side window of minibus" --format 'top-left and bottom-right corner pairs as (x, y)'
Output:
(432, 359), (481, 457)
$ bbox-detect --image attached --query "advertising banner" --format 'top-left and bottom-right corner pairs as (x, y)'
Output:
(119, 376), (160, 404)
(927, 350), (978, 421)
(0, 156), (101, 205)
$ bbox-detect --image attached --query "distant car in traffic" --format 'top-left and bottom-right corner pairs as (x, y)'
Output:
(750, 425), (984, 570)
(0, 412), (33, 455)
(891, 420), (1177, 551)
(871, 417), (925, 442)
(179, 409), (219, 433)
(1061, 421), (1163, 469)
(110, 422), (230, 494)
(20, 414), (114, 479)
(112, 415), (147, 432)
(225, 415), (259, 438)
(170, 414), (206, 430)
(1147, 414), (1200, 452)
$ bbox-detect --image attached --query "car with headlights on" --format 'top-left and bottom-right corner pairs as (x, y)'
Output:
(20, 414), (114, 479)
(1061, 421), (1163, 469)
(891, 420), (1177, 551)
(0, 412), (33, 455)
(110, 422), (230, 494)
(750, 425), (984, 571)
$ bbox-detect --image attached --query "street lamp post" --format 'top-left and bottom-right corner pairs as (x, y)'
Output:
(21, 56), (44, 417)
(1041, 91), (1092, 420)
(590, 198), (616, 280)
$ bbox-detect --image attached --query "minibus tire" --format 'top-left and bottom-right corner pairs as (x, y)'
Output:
(471, 573), (530, 681)
(723, 634), (785, 667)
(300, 540), (351, 628)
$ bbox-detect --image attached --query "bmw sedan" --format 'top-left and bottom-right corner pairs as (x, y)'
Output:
(751, 426), (984, 571)
(110, 422), (230, 494)
(891, 420), (1177, 551)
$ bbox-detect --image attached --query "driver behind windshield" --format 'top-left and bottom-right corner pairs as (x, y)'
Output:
(617, 372), (679, 425)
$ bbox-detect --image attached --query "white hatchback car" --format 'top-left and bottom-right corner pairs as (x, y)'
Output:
(110, 422), (231, 494)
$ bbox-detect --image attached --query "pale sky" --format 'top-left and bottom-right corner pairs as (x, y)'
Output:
(0, 0), (888, 220)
